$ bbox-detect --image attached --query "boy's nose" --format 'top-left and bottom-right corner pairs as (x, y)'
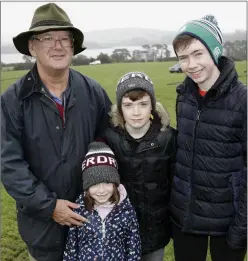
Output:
(133, 105), (140, 115)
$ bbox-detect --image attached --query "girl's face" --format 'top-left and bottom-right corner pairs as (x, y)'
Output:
(89, 183), (114, 205)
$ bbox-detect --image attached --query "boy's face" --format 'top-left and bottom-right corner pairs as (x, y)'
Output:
(89, 183), (114, 205)
(121, 94), (152, 130)
(177, 39), (217, 85)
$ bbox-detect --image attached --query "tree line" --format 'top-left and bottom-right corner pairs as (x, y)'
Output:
(1, 40), (246, 71)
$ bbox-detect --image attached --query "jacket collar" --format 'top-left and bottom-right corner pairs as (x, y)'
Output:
(19, 63), (42, 99)
(19, 63), (73, 100)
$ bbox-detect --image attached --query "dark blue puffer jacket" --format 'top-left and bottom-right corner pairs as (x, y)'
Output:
(170, 57), (247, 249)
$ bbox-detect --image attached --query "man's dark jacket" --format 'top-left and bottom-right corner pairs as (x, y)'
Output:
(170, 56), (247, 249)
(1, 64), (112, 261)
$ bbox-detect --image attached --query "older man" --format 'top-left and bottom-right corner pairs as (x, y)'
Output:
(1, 3), (111, 261)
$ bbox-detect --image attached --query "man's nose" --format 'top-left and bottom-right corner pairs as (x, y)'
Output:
(54, 39), (63, 49)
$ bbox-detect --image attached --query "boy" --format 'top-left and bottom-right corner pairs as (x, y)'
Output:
(104, 72), (176, 261)
(170, 14), (247, 261)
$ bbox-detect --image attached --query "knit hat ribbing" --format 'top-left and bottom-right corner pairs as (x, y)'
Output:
(116, 72), (156, 111)
(174, 14), (223, 65)
(82, 142), (120, 191)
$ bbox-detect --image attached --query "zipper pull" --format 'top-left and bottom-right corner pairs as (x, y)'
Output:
(196, 110), (201, 120)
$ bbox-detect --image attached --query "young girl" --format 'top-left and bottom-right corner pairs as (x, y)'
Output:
(104, 72), (177, 261)
(63, 141), (141, 261)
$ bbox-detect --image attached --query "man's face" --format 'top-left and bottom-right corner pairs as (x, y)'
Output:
(28, 30), (74, 71)
(121, 94), (152, 130)
(177, 39), (217, 85)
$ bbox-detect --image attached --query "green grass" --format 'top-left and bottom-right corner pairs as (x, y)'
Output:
(1, 61), (247, 261)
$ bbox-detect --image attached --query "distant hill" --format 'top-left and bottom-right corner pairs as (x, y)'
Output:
(1, 27), (246, 54)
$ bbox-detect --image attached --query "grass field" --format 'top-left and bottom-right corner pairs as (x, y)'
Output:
(1, 61), (247, 261)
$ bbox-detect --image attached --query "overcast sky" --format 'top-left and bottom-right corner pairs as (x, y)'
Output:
(1, 1), (247, 44)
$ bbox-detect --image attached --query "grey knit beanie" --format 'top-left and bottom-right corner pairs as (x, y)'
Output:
(116, 72), (156, 111)
(82, 142), (120, 191)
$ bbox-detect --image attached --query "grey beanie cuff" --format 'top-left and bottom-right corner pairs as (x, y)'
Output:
(83, 166), (120, 191)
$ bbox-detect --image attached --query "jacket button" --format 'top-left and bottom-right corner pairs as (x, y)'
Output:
(151, 143), (154, 146)
(62, 158), (67, 163)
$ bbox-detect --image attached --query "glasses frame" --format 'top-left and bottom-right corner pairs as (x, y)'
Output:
(32, 35), (74, 48)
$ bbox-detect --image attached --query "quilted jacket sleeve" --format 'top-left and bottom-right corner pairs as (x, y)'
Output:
(227, 92), (247, 249)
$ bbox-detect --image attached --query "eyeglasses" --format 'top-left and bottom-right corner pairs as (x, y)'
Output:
(32, 35), (74, 48)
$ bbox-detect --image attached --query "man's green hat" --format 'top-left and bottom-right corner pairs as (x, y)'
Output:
(13, 3), (86, 56)
(173, 15), (223, 65)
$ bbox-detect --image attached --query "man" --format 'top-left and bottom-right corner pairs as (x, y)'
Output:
(1, 3), (111, 261)
(170, 15), (247, 261)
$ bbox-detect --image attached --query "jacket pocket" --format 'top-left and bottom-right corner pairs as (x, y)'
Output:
(17, 211), (63, 250)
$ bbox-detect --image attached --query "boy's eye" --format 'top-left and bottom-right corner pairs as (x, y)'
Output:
(123, 104), (131, 107)
(196, 52), (202, 56)
(140, 103), (148, 106)
(179, 56), (186, 60)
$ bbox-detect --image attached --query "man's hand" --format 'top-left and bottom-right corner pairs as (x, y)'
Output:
(52, 199), (87, 226)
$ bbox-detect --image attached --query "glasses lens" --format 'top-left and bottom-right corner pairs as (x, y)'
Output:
(40, 36), (73, 48)
(60, 37), (73, 47)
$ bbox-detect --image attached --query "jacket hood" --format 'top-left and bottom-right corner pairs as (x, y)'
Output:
(118, 184), (127, 205)
(109, 101), (170, 132)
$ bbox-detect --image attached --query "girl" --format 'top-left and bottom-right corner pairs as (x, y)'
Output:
(63, 141), (141, 261)
(104, 72), (177, 261)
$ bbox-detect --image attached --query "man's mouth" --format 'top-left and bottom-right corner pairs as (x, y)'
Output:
(51, 55), (65, 59)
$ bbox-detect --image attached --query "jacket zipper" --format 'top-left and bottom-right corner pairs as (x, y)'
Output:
(62, 94), (66, 129)
(102, 219), (106, 239)
(101, 219), (106, 260)
(186, 109), (201, 229)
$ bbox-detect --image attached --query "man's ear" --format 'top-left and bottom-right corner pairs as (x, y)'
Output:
(28, 40), (36, 57)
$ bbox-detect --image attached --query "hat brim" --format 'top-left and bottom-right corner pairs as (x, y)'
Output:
(13, 25), (86, 56)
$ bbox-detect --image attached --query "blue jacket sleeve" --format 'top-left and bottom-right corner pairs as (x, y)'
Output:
(1, 93), (56, 219)
(125, 206), (141, 261)
(94, 84), (112, 140)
